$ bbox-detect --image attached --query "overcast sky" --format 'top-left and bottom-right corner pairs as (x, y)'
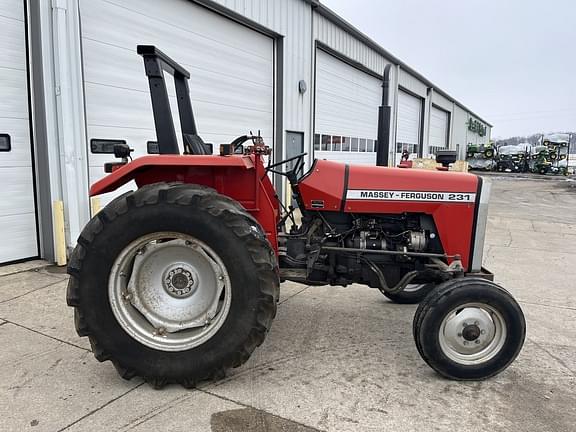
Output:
(322, 0), (576, 139)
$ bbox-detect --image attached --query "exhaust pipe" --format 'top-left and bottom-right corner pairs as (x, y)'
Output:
(376, 64), (392, 167)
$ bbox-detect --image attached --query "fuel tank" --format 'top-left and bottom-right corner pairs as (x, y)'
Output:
(297, 159), (483, 270)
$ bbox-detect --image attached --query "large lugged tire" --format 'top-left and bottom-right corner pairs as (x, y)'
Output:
(67, 183), (279, 388)
(413, 278), (525, 380)
(381, 283), (434, 304)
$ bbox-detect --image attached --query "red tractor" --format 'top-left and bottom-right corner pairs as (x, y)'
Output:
(67, 46), (525, 388)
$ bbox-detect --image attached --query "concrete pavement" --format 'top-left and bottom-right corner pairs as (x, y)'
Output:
(0, 174), (575, 432)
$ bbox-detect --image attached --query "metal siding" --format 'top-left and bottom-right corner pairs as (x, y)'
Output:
(313, 10), (398, 165)
(399, 69), (427, 98)
(452, 104), (469, 159)
(0, 0), (39, 262)
(432, 91), (453, 113)
(313, 12), (389, 76)
(209, 0), (313, 160)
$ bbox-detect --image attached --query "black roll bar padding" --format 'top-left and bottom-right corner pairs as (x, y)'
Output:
(137, 45), (201, 155)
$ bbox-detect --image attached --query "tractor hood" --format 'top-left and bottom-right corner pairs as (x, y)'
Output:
(298, 159), (479, 212)
(298, 159), (486, 271)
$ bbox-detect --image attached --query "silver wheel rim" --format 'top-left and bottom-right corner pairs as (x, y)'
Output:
(438, 303), (507, 365)
(109, 232), (231, 352)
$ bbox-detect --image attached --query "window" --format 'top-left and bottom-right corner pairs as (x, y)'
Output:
(351, 137), (359, 152)
(315, 135), (378, 152)
(332, 136), (342, 151)
(366, 139), (374, 152)
(396, 142), (418, 154)
(342, 137), (350, 151)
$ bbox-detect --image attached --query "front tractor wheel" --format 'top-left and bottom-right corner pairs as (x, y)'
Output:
(67, 183), (279, 388)
(413, 278), (525, 380)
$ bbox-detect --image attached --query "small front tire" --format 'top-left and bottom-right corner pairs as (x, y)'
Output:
(413, 278), (525, 380)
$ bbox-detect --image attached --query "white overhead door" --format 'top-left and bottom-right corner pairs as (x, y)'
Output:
(314, 49), (381, 165)
(396, 89), (422, 163)
(429, 106), (450, 156)
(80, 0), (274, 206)
(0, 0), (38, 263)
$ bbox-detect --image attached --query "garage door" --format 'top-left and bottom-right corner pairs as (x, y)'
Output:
(314, 49), (381, 165)
(80, 0), (274, 206)
(396, 89), (422, 163)
(0, 0), (38, 264)
(429, 106), (450, 156)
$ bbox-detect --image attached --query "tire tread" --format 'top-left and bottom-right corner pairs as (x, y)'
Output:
(67, 182), (279, 388)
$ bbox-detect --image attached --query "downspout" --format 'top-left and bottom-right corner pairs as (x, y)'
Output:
(376, 64), (392, 166)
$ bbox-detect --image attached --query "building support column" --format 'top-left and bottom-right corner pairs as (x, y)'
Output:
(45, 0), (89, 254)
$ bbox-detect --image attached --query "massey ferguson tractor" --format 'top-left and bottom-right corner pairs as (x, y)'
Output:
(67, 46), (526, 388)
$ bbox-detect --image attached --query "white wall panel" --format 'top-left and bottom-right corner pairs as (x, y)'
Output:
(452, 104), (469, 159)
(315, 50), (381, 138)
(315, 151), (376, 165)
(396, 90), (422, 162)
(314, 49), (380, 165)
(313, 11), (397, 165)
(313, 13), (388, 76)
(429, 106), (449, 151)
(208, 0), (313, 157)
(0, 0), (38, 263)
(431, 91), (453, 113)
(397, 90), (422, 145)
(80, 0), (274, 206)
(399, 69), (428, 98)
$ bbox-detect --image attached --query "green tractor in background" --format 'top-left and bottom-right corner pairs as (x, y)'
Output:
(467, 142), (495, 159)
(529, 145), (554, 175)
(466, 141), (495, 170)
(535, 133), (571, 176)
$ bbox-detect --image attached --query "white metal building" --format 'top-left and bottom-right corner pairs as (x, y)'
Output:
(1, 0), (491, 264)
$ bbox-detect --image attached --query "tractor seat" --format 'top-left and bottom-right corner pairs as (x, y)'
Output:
(184, 133), (210, 155)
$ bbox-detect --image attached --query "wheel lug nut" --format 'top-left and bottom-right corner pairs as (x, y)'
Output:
(463, 322), (468, 327)
(474, 321), (479, 326)
(481, 329), (486, 335)
(475, 340), (481, 344)
(457, 332), (462, 337)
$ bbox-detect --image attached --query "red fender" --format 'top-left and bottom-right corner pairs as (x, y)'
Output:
(90, 155), (280, 251)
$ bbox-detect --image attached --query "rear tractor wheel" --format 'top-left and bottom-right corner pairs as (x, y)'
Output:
(67, 183), (279, 388)
(413, 278), (525, 380)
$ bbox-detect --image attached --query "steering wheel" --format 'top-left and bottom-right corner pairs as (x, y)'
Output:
(265, 152), (308, 185)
